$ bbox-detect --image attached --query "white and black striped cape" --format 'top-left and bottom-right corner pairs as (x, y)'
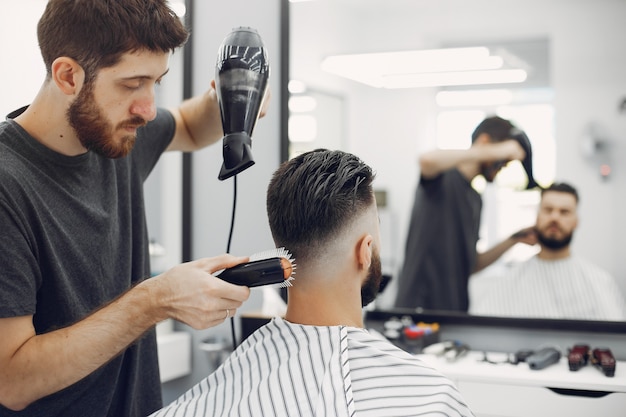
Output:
(151, 317), (474, 417)
(469, 256), (626, 320)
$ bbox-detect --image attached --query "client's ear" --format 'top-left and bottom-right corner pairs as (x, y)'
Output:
(356, 234), (373, 270)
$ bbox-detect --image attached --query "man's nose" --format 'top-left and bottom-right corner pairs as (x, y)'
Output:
(548, 211), (562, 222)
(130, 95), (157, 122)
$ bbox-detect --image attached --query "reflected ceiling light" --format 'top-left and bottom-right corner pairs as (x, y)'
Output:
(436, 89), (514, 107)
(288, 80), (307, 94)
(437, 87), (553, 107)
(289, 95), (317, 112)
(384, 69), (527, 88)
(321, 47), (527, 88)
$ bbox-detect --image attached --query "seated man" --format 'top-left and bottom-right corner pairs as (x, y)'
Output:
(470, 182), (626, 321)
(152, 149), (474, 417)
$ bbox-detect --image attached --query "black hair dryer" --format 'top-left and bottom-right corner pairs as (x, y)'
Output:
(215, 27), (270, 181)
(509, 128), (539, 189)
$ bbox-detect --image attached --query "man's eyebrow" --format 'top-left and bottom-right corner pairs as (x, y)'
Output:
(121, 68), (170, 81)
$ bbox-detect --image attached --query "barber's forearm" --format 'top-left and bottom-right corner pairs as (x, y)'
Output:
(419, 147), (486, 179)
(474, 237), (516, 272)
(167, 90), (224, 152)
(1, 256), (250, 411)
(0, 284), (161, 411)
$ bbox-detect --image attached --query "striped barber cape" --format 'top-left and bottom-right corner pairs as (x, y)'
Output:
(151, 317), (474, 417)
(469, 256), (626, 321)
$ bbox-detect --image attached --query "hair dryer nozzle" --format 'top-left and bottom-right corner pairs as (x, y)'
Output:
(218, 132), (255, 181)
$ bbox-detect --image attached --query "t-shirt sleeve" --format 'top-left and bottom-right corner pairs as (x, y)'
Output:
(0, 196), (39, 317)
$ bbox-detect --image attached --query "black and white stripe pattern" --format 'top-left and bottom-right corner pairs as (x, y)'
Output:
(470, 256), (626, 320)
(151, 318), (474, 417)
(347, 328), (473, 416)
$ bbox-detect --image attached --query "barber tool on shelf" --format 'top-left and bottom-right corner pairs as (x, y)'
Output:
(422, 340), (470, 362)
(526, 347), (561, 370)
(567, 344), (591, 371)
(591, 347), (616, 377)
(566, 344), (616, 377)
(380, 316), (441, 353)
(217, 247), (295, 288)
(215, 26), (270, 181)
(511, 349), (535, 365)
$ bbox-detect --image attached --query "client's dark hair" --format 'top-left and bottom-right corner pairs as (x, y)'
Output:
(471, 116), (515, 143)
(266, 149), (375, 263)
(542, 182), (579, 203)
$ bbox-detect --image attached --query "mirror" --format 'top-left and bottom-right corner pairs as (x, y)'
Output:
(287, 0), (626, 327)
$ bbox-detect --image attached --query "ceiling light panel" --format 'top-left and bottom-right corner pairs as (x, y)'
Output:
(321, 47), (527, 89)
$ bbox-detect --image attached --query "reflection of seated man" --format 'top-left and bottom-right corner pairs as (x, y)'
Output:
(470, 182), (626, 321)
(151, 149), (474, 417)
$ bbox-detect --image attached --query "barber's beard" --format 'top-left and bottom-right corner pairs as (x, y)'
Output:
(537, 227), (574, 250)
(67, 83), (144, 159)
(361, 250), (383, 307)
(481, 161), (506, 183)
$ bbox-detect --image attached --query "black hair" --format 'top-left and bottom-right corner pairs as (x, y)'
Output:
(542, 182), (579, 203)
(266, 149), (375, 263)
(471, 116), (515, 143)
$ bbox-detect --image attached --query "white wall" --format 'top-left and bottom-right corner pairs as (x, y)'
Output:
(291, 0), (626, 297)
(0, 1), (48, 117)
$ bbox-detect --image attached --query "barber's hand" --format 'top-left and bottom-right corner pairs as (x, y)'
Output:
(491, 139), (526, 162)
(510, 226), (538, 245)
(149, 254), (251, 329)
(259, 88), (271, 118)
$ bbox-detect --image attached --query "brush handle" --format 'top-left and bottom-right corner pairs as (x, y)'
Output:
(217, 257), (289, 287)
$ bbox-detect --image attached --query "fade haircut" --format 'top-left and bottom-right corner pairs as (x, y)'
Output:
(542, 181), (579, 203)
(37, 0), (189, 82)
(267, 149), (376, 264)
(471, 115), (515, 143)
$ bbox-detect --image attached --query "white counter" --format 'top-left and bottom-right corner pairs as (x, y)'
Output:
(416, 351), (626, 417)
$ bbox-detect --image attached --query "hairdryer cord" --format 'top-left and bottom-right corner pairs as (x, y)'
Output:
(226, 175), (238, 351)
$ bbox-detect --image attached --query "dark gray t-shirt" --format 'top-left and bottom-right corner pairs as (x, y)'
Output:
(0, 107), (175, 416)
(395, 169), (482, 312)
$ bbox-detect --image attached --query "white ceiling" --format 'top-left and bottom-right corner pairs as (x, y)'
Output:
(290, 0), (556, 91)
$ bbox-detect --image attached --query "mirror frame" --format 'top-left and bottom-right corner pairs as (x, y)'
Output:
(284, 0), (626, 334)
(366, 309), (626, 334)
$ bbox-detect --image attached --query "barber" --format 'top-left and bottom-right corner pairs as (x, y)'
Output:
(0, 1), (262, 415)
(395, 116), (536, 313)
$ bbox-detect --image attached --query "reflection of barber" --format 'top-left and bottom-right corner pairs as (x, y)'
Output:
(470, 182), (626, 320)
(395, 116), (536, 312)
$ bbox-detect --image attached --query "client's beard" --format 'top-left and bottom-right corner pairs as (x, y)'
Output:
(361, 250), (383, 307)
(537, 228), (573, 250)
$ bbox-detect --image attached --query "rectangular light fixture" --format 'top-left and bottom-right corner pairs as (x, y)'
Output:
(436, 87), (553, 107)
(436, 89), (514, 107)
(321, 47), (527, 89)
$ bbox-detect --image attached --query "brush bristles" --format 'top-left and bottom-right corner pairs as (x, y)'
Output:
(249, 247), (293, 262)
